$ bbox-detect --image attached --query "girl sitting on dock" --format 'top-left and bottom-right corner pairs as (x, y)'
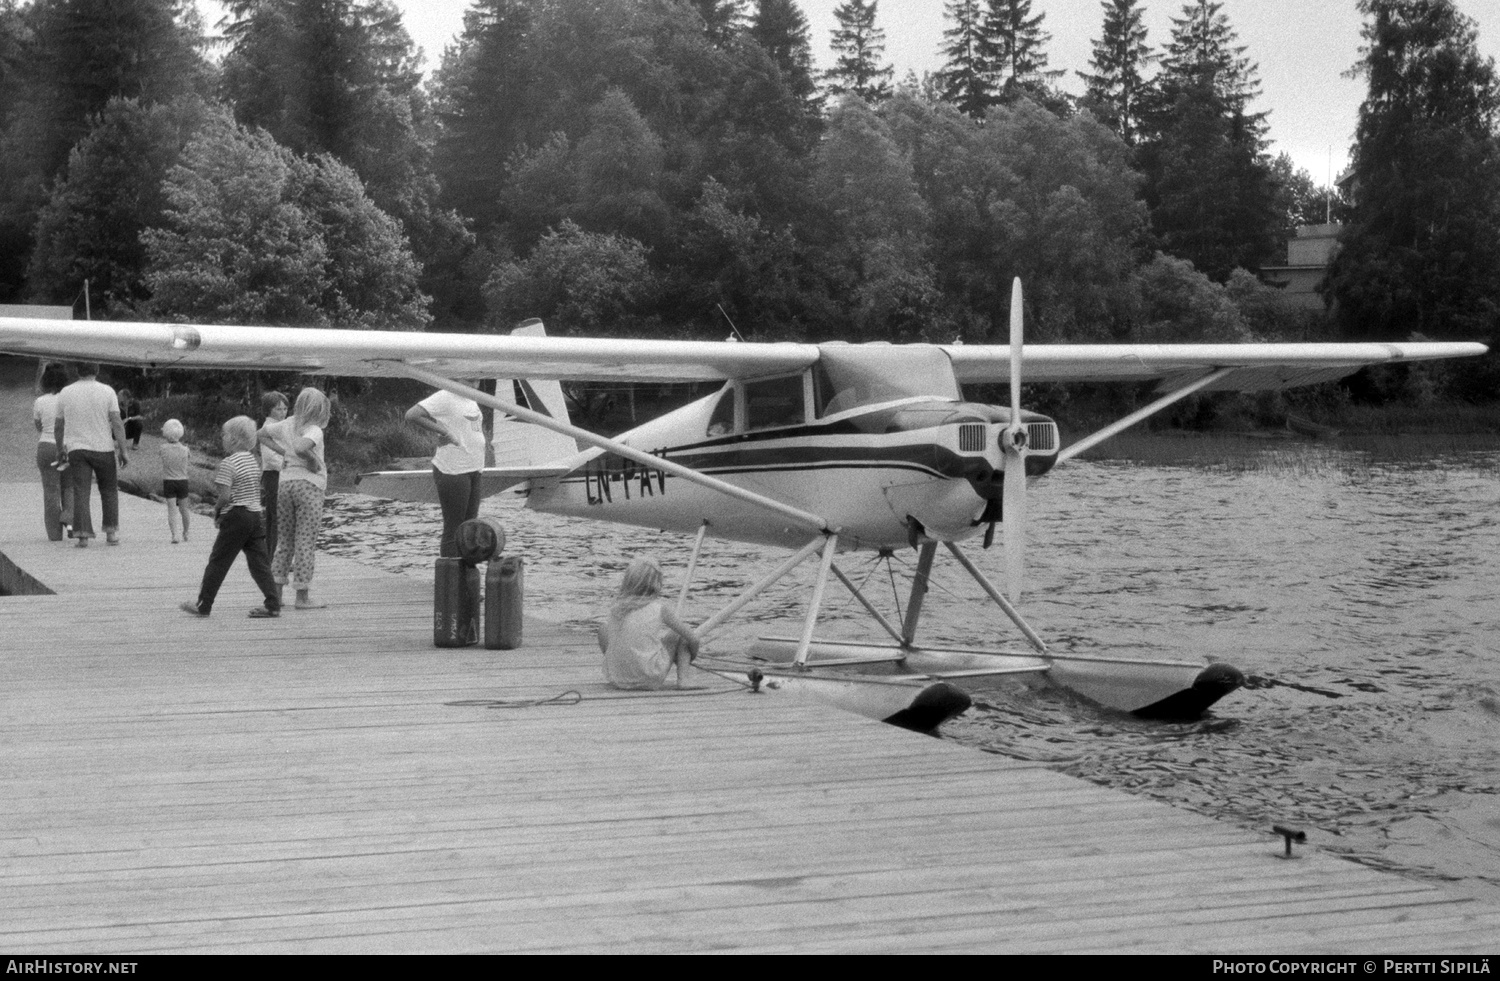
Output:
(598, 558), (701, 690)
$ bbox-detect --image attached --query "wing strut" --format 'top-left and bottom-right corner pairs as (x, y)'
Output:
(1056, 367), (1237, 464)
(386, 361), (832, 535)
(793, 534), (840, 667)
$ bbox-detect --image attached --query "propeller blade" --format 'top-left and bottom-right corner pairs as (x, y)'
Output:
(1004, 277), (1027, 602)
(1009, 277), (1023, 424)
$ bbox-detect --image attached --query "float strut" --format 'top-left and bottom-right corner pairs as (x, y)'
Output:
(901, 541), (938, 646)
(676, 521), (709, 616)
(829, 562), (906, 647)
(944, 541), (1048, 654)
(793, 533), (840, 668)
(698, 537), (825, 638)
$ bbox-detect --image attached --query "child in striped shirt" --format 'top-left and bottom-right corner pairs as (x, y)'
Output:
(180, 416), (281, 619)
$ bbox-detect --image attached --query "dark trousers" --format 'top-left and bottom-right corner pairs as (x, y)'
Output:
(37, 442), (70, 540)
(260, 469), (280, 559)
(196, 507), (280, 615)
(68, 449), (118, 539)
(434, 468), (482, 558)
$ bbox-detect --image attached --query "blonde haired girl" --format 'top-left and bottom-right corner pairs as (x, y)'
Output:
(258, 387), (330, 609)
(597, 558), (701, 689)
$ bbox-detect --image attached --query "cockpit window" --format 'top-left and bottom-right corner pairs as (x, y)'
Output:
(815, 344), (961, 416)
(743, 373), (806, 431)
(706, 386), (735, 437)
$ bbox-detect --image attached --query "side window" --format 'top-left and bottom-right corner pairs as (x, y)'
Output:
(706, 386), (736, 437)
(744, 374), (806, 432)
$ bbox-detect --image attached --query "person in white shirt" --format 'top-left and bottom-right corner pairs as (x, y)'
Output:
(53, 362), (128, 547)
(405, 386), (488, 558)
(32, 362), (72, 541)
(258, 387), (330, 609)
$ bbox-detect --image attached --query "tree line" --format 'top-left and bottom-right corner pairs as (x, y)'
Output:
(0, 0), (1495, 403)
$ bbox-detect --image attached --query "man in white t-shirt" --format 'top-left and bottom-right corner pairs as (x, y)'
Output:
(406, 387), (488, 557)
(54, 362), (128, 547)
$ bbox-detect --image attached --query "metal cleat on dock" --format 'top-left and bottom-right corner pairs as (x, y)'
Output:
(1273, 824), (1307, 858)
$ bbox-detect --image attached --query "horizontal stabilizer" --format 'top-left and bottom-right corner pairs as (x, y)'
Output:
(356, 465), (570, 504)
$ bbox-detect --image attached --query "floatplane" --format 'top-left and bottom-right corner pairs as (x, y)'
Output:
(1, 282), (1487, 730)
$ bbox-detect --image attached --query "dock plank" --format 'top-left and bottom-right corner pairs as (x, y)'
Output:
(2, 482), (1497, 953)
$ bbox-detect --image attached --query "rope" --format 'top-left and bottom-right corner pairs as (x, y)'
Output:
(447, 691), (583, 709)
(445, 679), (750, 710)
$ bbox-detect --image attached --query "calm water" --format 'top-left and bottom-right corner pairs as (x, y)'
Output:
(321, 444), (1500, 902)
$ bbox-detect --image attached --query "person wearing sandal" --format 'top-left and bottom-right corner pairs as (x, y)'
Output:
(181, 416), (281, 619)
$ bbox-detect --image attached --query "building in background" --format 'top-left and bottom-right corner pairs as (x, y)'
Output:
(1260, 223), (1341, 311)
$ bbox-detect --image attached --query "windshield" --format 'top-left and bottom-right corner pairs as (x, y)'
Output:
(814, 344), (960, 416)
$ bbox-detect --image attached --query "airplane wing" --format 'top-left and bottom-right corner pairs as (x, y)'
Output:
(0, 317), (1486, 391)
(0, 317), (818, 383)
(942, 341), (1490, 392)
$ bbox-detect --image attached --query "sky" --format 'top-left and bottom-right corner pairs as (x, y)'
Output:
(203, 1), (1500, 186)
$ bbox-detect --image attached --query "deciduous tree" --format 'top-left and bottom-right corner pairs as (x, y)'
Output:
(482, 220), (653, 335)
(143, 109), (429, 330)
(27, 96), (210, 310)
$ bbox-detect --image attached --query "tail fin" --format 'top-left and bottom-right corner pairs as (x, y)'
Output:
(492, 319), (579, 466)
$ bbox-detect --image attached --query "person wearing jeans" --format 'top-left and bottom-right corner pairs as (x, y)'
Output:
(406, 386), (488, 557)
(54, 362), (128, 547)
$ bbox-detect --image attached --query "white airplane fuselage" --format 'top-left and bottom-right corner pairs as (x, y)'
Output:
(524, 387), (1059, 551)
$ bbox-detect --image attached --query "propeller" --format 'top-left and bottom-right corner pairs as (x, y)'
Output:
(1001, 277), (1027, 602)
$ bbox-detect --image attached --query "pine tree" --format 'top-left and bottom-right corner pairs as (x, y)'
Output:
(825, 1), (894, 103)
(749, 0), (819, 113)
(982, 0), (1060, 106)
(687, 0), (745, 46)
(431, 0), (536, 234)
(221, 1), (422, 165)
(1132, 0), (1279, 282)
(937, 0), (993, 118)
(1157, 0), (1264, 137)
(1078, 0), (1156, 144)
(1327, 0), (1500, 353)
(21, 0), (210, 176)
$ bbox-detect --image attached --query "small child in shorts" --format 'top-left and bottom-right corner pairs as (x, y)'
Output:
(160, 418), (192, 544)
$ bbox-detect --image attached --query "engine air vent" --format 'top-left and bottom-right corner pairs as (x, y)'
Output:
(1026, 422), (1058, 452)
(959, 423), (987, 452)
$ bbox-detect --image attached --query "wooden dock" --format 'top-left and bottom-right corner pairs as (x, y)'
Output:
(2, 482), (1497, 954)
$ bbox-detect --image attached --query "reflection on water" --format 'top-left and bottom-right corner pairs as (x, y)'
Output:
(323, 447), (1500, 902)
